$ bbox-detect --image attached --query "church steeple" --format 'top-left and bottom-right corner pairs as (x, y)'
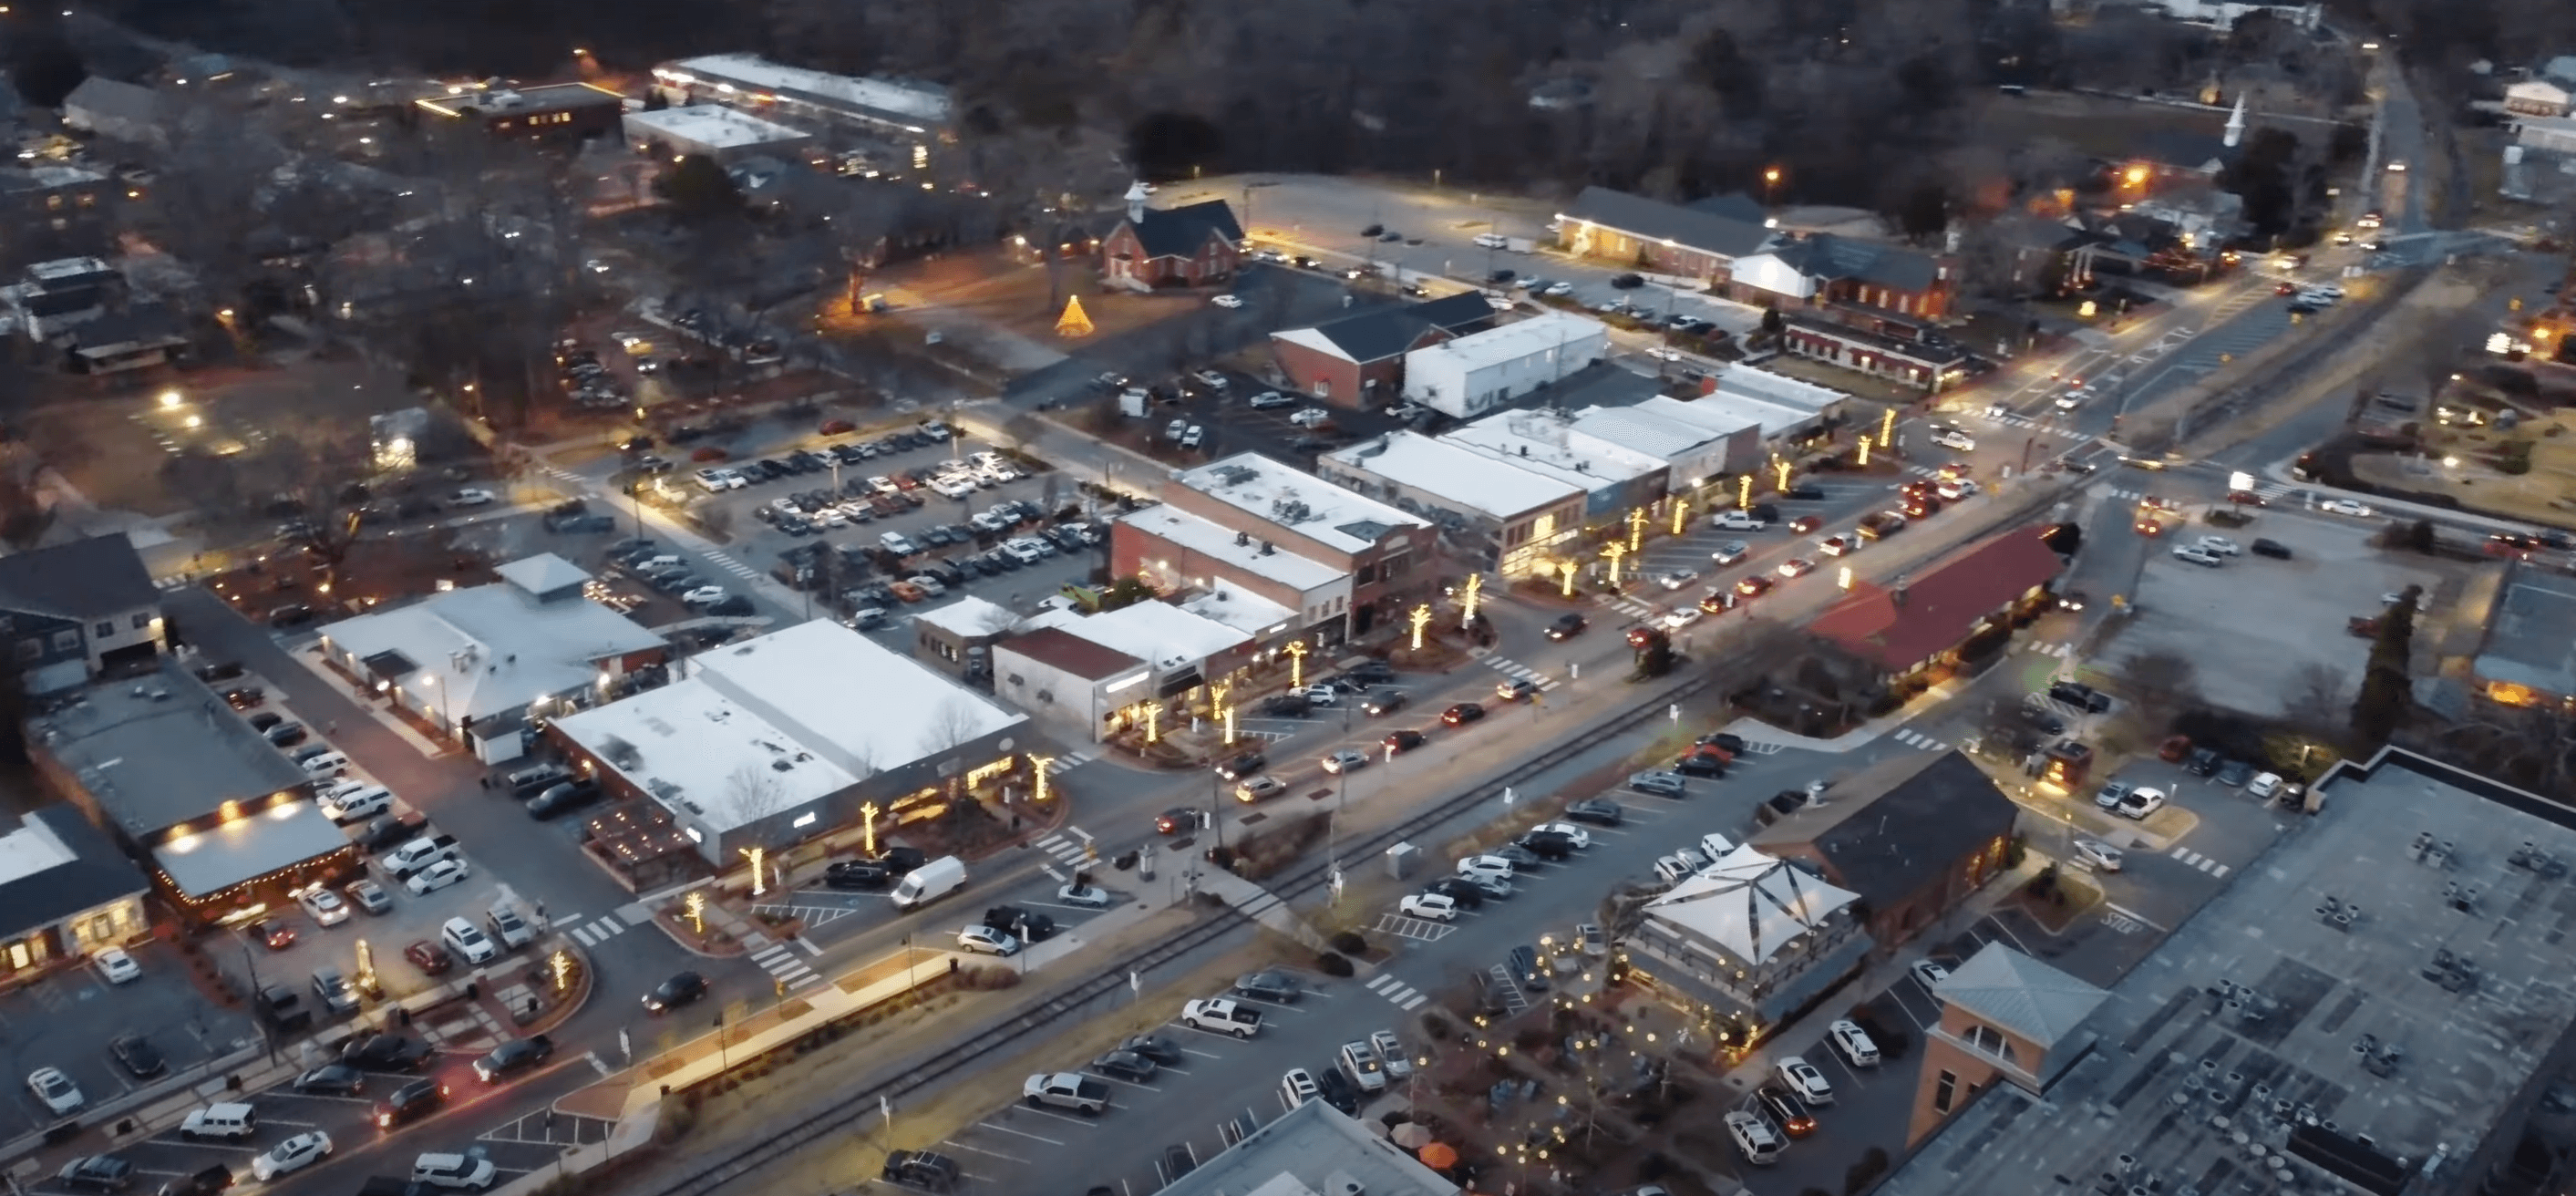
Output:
(1125, 180), (1149, 224)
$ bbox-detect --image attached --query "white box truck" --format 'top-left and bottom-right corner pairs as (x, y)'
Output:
(891, 856), (968, 910)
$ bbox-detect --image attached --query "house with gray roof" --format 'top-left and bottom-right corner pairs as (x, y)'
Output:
(1727, 232), (1957, 319)
(1268, 293), (1497, 406)
(1902, 942), (2107, 1143)
(1102, 185), (1243, 289)
(0, 805), (149, 982)
(2470, 563), (2576, 707)
(0, 533), (166, 692)
(1557, 185), (1780, 284)
(1749, 750), (2020, 948)
(60, 77), (167, 147)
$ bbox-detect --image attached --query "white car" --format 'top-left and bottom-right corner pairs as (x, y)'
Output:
(2318, 498), (2373, 517)
(2053, 386), (2091, 410)
(1910, 960), (1951, 988)
(1660, 607), (1705, 631)
(26, 1067), (82, 1115)
(1057, 884), (1112, 908)
(1211, 294), (1244, 308)
(1247, 391), (1297, 410)
(1287, 407), (1334, 428)
(2247, 771), (2284, 799)
(1711, 541), (1748, 566)
(956, 925), (1019, 956)
(2114, 787), (2169, 820)
(448, 488), (497, 508)
(2170, 546), (2223, 567)
(1530, 822), (1591, 850)
(1398, 893), (1458, 921)
(930, 478), (976, 500)
(1575, 923), (1608, 955)
(1322, 749), (1369, 775)
(681, 585), (728, 606)
(1456, 854), (1515, 882)
(869, 476), (899, 495)
(1193, 370), (1230, 390)
(2194, 535), (2241, 556)
(1827, 1019), (1880, 1067)
(1931, 428), (1977, 449)
(1777, 558), (1818, 578)
(252, 1131), (334, 1181)
(405, 858), (469, 896)
(297, 886), (352, 927)
(1777, 1057), (1834, 1106)
(1653, 569), (1695, 591)
(1288, 686), (1339, 706)
(2073, 839), (2124, 871)
(412, 1152), (499, 1191)
(1544, 282), (1574, 296)
(93, 947), (139, 985)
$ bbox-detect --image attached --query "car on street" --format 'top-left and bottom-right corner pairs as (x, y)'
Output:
(1233, 775), (1285, 801)
(1736, 575), (1775, 598)
(1777, 557), (1817, 578)
(1382, 728), (1427, 753)
(2196, 535), (2241, 556)
(447, 489), (495, 508)
(109, 1034), (165, 1078)
(1322, 748), (1369, 774)
(2319, 498), (2373, 517)
(1155, 807), (1200, 834)
(27, 1066), (82, 1115)
(1441, 701), (1485, 726)
(956, 925), (1020, 956)
(1215, 750), (1267, 780)
(1545, 613), (1587, 640)
(54, 1157), (133, 1191)
(293, 1065), (366, 1096)
(1361, 691), (1407, 717)
(644, 972), (709, 1013)
(375, 1078), (449, 1129)
(252, 1132), (333, 1181)
(1564, 798), (1624, 825)
(1496, 678), (1539, 702)
(1211, 294), (1243, 308)
(2073, 839), (2123, 871)
(247, 918), (296, 950)
(471, 1036), (554, 1083)
(341, 1033), (435, 1071)
(2171, 545), (2223, 567)
(1710, 541), (1748, 566)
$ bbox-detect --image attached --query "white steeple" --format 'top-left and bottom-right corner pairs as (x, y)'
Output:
(2223, 93), (2247, 149)
(1125, 180), (1149, 224)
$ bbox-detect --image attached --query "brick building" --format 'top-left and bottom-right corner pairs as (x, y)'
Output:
(1556, 186), (1777, 284)
(1111, 453), (1433, 640)
(1269, 293), (1496, 406)
(1807, 530), (2066, 678)
(1726, 233), (1956, 320)
(1748, 751), (2019, 950)
(1904, 943), (2107, 1145)
(1101, 184), (1242, 289)
(415, 82), (624, 140)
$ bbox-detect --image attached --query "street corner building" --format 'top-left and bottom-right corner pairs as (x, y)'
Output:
(550, 620), (1027, 868)
(0, 805), (149, 987)
(1618, 842), (1874, 1045)
(1806, 529), (2068, 684)
(1749, 750), (2021, 951)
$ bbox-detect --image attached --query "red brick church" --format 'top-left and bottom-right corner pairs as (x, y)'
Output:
(1100, 182), (1242, 290)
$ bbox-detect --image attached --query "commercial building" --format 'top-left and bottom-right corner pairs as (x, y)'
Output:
(990, 627), (1149, 745)
(415, 82), (624, 140)
(1749, 751), (2018, 949)
(1164, 454), (1431, 634)
(1879, 748), (2576, 1191)
(1268, 293), (1497, 405)
(2469, 563), (2576, 709)
(1320, 431), (1585, 577)
(1701, 362), (1852, 441)
(552, 621), (1025, 866)
(0, 806), (148, 986)
(622, 105), (813, 163)
(0, 533), (166, 693)
(912, 594), (1020, 684)
(1102, 186), (1242, 289)
(1569, 395), (1767, 486)
(1777, 313), (1972, 393)
(1726, 233), (1956, 320)
(0, 164), (115, 264)
(652, 55), (953, 144)
(1557, 186), (1779, 284)
(316, 554), (666, 762)
(1619, 842), (1872, 1034)
(1022, 600), (1259, 706)
(33, 660), (348, 922)
(1901, 943), (2108, 1147)
(1401, 312), (1609, 418)
(1808, 530), (2066, 681)
(1443, 407), (1671, 522)
(1155, 1098), (1458, 1196)
(1112, 504), (1354, 641)
(2506, 78), (2573, 119)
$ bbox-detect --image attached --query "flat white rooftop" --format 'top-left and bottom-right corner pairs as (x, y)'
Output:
(1570, 398), (1757, 459)
(1407, 311), (1607, 371)
(912, 594), (1020, 638)
(663, 54), (951, 127)
(1118, 506), (1347, 593)
(623, 105), (812, 150)
(1324, 431), (1579, 521)
(1176, 453), (1426, 555)
(1026, 601), (1252, 671)
(1178, 582), (1298, 637)
(555, 675), (858, 834)
(0, 811), (74, 886)
(1713, 363), (1848, 413)
(1443, 408), (1667, 492)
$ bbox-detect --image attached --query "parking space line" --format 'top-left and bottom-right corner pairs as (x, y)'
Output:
(943, 1139), (1031, 1162)
(1016, 1107), (1106, 1128)
(1084, 1072), (1162, 1092)
(974, 1122), (1066, 1146)
(1182, 1046), (1225, 1059)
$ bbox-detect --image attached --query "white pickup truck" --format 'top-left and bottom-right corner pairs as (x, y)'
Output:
(1711, 510), (1768, 531)
(1023, 1072), (1109, 1115)
(1181, 997), (1265, 1038)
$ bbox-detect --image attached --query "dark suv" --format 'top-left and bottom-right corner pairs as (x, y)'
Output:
(472, 1036), (554, 1083)
(374, 1077), (448, 1129)
(825, 861), (891, 891)
(1214, 750), (1267, 781)
(984, 906), (1057, 942)
(881, 1151), (960, 1192)
(1546, 613), (1587, 641)
(2183, 748), (2221, 778)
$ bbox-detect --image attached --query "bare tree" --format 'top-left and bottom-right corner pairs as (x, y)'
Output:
(2282, 663), (2350, 737)
(920, 695), (989, 758)
(2120, 650), (2201, 731)
(724, 763), (792, 834)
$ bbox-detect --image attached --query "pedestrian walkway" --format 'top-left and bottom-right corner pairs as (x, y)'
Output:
(1032, 826), (1095, 872)
(1978, 410), (2089, 439)
(1371, 913), (1456, 943)
(560, 903), (654, 948)
(701, 549), (759, 580)
(1888, 727), (1953, 752)
(2170, 847), (2232, 878)
(1473, 651), (1559, 690)
(1363, 972), (1432, 1011)
(743, 931), (824, 991)
(1040, 750), (1097, 775)
(1731, 739), (1788, 756)
(1602, 593), (1659, 620)
(2020, 639), (2076, 658)
(283, 644), (453, 758)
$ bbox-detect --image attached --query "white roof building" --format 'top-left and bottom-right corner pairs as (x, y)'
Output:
(1712, 363), (1850, 416)
(1322, 430), (1580, 523)
(318, 554), (664, 755)
(1025, 601), (1253, 675)
(657, 54), (952, 135)
(622, 105), (814, 161)
(1442, 407), (1672, 506)
(912, 595), (1021, 639)
(1403, 313), (1611, 418)
(1175, 454), (1427, 556)
(555, 621), (1025, 860)
(1571, 395), (1770, 486)
(1643, 843), (1859, 965)
(1179, 581), (1299, 637)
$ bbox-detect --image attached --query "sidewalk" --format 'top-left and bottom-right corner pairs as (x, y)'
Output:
(283, 642), (456, 759)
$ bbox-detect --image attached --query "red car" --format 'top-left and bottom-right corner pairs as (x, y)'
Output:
(1736, 575), (1776, 598)
(1789, 515), (1823, 534)
(404, 940), (453, 976)
(247, 919), (296, 951)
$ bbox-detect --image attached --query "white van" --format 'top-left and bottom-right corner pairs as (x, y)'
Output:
(1725, 1110), (1785, 1165)
(890, 856), (967, 911)
(1827, 1018), (1881, 1067)
(300, 751), (352, 778)
(321, 785), (393, 823)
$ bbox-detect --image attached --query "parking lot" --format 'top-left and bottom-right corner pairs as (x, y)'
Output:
(0, 954), (261, 1145)
(628, 420), (1108, 632)
(2107, 504), (2452, 717)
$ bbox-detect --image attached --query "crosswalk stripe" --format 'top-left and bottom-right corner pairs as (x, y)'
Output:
(571, 925), (597, 946)
(1403, 994), (1427, 1010)
(1365, 974), (1395, 992)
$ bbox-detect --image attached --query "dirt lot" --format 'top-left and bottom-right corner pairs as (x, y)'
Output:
(2099, 502), (2475, 717)
(2353, 406), (2576, 527)
(844, 247), (1211, 345)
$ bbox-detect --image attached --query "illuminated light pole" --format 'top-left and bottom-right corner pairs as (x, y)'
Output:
(1626, 509), (1648, 552)
(1030, 761), (1051, 804)
(1146, 702), (1161, 744)
(1839, 565), (1854, 590)
(1775, 459), (1792, 490)
(1285, 641), (1309, 688)
(1880, 406), (1897, 448)
(354, 939), (376, 995)
(1460, 573), (1483, 627)
(743, 846), (767, 897)
(1669, 501), (1687, 537)
(1737, 475), (1753, 510)
(1222, 705), (1238, 746)
(860, 801), (881, 855)
(1560, 560), (1580, 598)
(549, 949), (574, 994)
(1602, 541), (1628, 586)
(1857, 434), (1874, 467)
(685, 891), (706, 934)
(1408, 604), (1433, 651)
